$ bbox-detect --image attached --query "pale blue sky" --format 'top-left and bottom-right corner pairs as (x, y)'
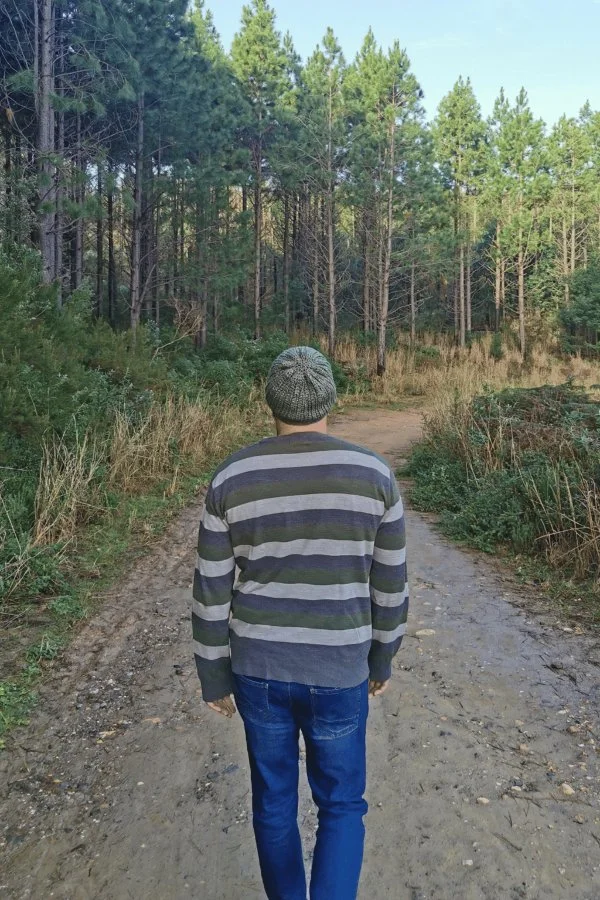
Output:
(208, 0), (600, 126)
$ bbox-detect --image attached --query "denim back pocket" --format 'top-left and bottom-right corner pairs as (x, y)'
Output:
(309, 683), (362, 741)
(234, 674), (274, 726)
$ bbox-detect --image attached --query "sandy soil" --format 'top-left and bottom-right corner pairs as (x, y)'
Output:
(1, 408), (599, 900)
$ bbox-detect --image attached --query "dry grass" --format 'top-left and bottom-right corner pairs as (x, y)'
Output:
(28, 388), (270, 556)
(330, 332), (600, 408)
(108, 391), (266, 493)
(33, 433), (104, 547)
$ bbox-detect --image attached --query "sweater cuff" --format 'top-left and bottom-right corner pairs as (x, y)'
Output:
(195, 656), (234, 702)
(368, 654), (392, 683)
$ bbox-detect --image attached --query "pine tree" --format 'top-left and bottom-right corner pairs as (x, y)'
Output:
(231, 0), (288, 338)
(433, 77), (486, 346)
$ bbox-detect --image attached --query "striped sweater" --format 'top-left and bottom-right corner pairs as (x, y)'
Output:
(192, 431), (408, 702)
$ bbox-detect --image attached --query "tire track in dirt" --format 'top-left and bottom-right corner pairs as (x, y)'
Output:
(1, 408), (599, 900)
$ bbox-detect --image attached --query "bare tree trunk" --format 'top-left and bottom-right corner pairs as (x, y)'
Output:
(495, 223), (501, 332)
(327, 184), (335, 358)
(107, 163), (116, 324)
(466, 246), (472, 334)
(312, 194), (319, 335)
(96, 164), (103, 316)
(38, 0), (56, 287)
(518, 228), (526, 358)
(410, 260), (416, 342)
(130, 92), (144, 330)
(459, 242), (466, 348)
(563, 215), (569, 305)
(283, 193), (290, 333)
(571, 159), (576, 276)
(55, 66), (64, 305)
(253, 144), (262, 340)
(74, 113), (84, 289)
(362, 211), (370, 334)
(377, 114), (395, 375)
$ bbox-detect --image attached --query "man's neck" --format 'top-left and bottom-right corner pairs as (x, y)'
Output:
(275, 418), (328, 437)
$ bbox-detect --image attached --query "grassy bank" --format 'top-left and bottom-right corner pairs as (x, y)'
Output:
(406, 382), (600, 627)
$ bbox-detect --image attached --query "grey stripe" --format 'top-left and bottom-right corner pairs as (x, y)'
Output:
(230, 619), (372, 646)
(372, 546), (406, 565)
(202, 511), (229, 533)
(196, 555), (235, 577)
(192, 599), (231, 621)
(213, 450), (390, 488)
(233, 538), (374, 560)
(381, 498), (404, 523)
(193, 639), (230, 660)
(228, 493), (385, 525)
(371, 585), (409, 608)
(372, 623), (407, 643)
(236, 580), (370, 601)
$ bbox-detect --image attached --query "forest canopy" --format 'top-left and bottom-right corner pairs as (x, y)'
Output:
(1, 0), (600, 369)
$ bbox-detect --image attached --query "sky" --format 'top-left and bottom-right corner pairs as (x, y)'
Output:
(207, 0), (600, 126)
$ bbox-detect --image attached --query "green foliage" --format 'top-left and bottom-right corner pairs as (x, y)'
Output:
(408, 384), (600, 578)
(560, 258), (600, 355)
(490, 331), (504, 360)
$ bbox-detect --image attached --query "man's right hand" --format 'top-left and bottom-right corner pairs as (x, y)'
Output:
(368, 680), (389, 698)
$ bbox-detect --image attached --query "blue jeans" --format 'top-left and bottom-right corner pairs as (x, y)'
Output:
(233, 675), (369, 900)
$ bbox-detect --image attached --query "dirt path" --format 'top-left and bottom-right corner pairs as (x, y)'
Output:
(1, 408), (599, 900)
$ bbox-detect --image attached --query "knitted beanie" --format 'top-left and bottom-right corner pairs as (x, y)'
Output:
(265, 346), (337, 425)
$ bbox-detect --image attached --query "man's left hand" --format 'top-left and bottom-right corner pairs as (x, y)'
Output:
(206, 695), (237, 718)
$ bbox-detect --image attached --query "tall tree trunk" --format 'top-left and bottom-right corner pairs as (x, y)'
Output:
(55, 68), (64, 305)
(283, 193), (290, 333)
(327, 184), (335, 358)
(312, 194), (319, 335)
(38, 0), (56, 287)
(562, 215), (569, 305)
(377, 114), (395, 376)
(517, 228), (526, 358)
(494, 222), (501, 332)
(107, 162), (116, 324)
(459, 242), (466, 348)
(466, 245), (472, 334)
(74, 112), (84, 289)
(571, 156), (576, 276)
(130, 92), (144, 330)
(410, 260), (416, 342)
(95, 164), (103, 317)
(362, 211), (370, 335)
(253, 144), (262, 340)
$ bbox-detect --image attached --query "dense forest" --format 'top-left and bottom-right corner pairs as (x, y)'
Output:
(2, 0), (600, 373)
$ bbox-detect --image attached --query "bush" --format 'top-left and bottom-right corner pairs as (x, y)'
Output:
(408, 383), (600, 579)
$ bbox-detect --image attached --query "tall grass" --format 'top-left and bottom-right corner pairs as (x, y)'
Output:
(4, 388), (270, 600)
(408, 381), (600, 595)
(329, 331), (600, 405)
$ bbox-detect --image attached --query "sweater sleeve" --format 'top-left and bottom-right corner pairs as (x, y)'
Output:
(192, 484), (235, 702)
(368, 474), (408, 682)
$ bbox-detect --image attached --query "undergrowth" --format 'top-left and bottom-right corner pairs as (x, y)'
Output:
(406, 383), (600, 625)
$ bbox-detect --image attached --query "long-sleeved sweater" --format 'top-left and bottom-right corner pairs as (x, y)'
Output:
(192, 430), (408, 702)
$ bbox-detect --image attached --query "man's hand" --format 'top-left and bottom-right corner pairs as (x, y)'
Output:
(206, 695), (237, 718)
(369, 679), (389, 698)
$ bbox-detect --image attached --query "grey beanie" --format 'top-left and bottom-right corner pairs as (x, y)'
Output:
(266, 346), (337, 425)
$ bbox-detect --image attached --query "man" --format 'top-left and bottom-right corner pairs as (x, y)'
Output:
(192, 346), (408, 900)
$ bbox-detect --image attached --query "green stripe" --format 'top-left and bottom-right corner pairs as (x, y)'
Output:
(239, 567), (369, 587)
(235, 521), (374, 545)
(374, 527), (406, 551)
(370, 572), (407, 594)
(233, 605), (371, 630)
(225, 476), (383, 510)
(192, 613), (229, 646)
(196, 539), (234, 562)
